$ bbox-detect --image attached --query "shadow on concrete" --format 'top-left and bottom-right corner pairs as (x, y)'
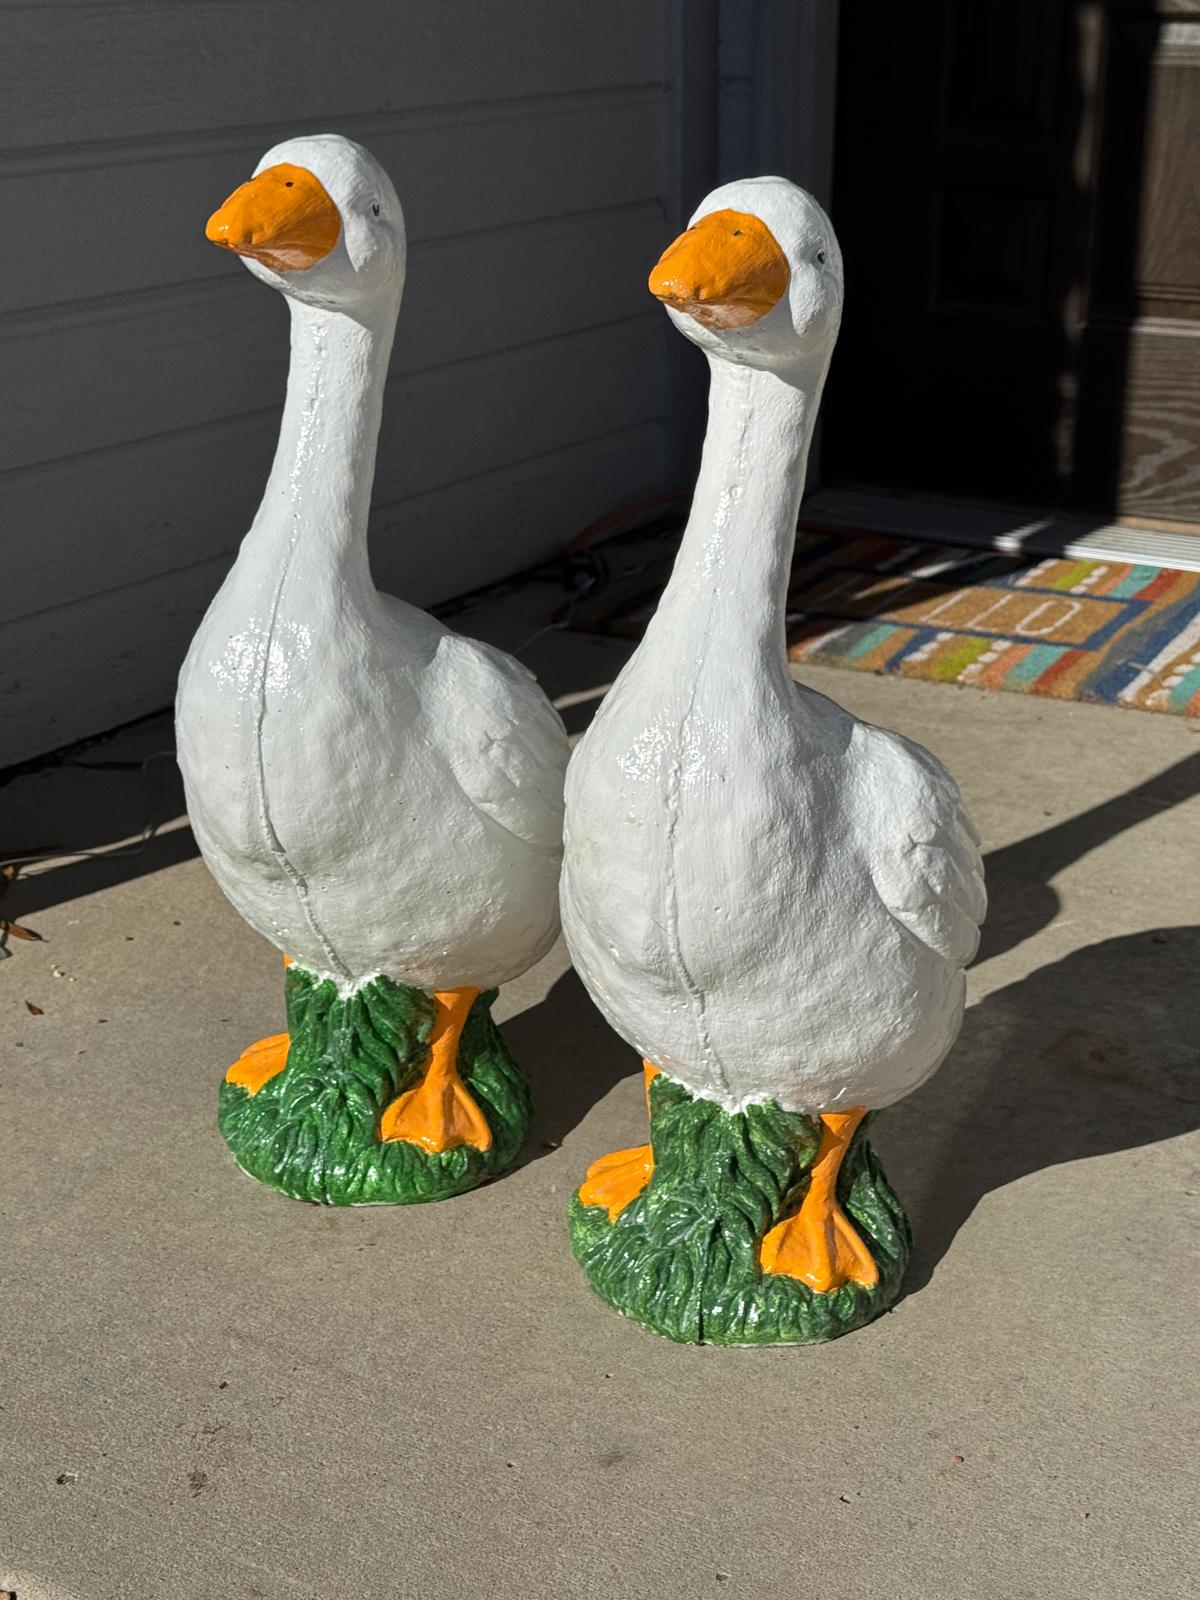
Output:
(886, 924), (1200, 1299)
(502, 923), (1200, 1267)
(5, 643), (1197, 1292)
(976, 750), (1200, 966)
(14, 661), (1195, 947)
(1, 722), (196, 928)
(491, 751), (1200, 1176)
(4, 825), (199, 925)
(501, 965), (639, 1167)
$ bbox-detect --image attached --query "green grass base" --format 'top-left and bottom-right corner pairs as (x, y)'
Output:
(569, 1074), (910, 1345)
(218, 966), (531, 1204)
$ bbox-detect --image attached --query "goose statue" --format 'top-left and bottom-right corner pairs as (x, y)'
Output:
(561, 178), (986, 1343)
(176, 135), (569, 1204)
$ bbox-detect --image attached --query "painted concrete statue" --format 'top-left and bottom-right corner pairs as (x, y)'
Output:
(176, 135), (569, 1204)
(561, 178), (986, 1343)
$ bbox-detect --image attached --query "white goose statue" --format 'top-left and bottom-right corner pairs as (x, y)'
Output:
(176, 135), (569, 1204)
(561, 178), (986, 1343)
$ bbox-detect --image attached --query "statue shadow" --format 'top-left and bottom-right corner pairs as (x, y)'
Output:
(1, 714), (196, 924)
(498, 755), (1200, 1206)
(882, 924), (1200, 1298)
(504, 927), (1200, 1268)
(973, 750), (1200, 965)
(501, 965), (640, 1165)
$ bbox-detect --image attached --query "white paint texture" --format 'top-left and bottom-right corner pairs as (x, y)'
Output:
(560, 178), (987, 1115)
(176, 136), (569, 993)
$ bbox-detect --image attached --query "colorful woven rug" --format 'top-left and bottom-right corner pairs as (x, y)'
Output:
(569, 525), (1200, 716)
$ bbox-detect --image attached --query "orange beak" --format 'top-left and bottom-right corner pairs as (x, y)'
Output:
(648, 209), (789, 329)
(205, 162), (341, 273)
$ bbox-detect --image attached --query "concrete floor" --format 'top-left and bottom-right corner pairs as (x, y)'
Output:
(2, 572), (1199, 1600)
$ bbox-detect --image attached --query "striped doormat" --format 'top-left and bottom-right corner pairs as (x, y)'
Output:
(569, 526), (1200, 716)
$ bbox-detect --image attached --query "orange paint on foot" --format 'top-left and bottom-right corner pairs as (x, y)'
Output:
(206, 163), (341, 273)
(579, 1143), (654, 1222)
(579, 1062), (659, 1221)
(226, 1032), (290, 1096)
(759, 1108), (879, 1292)
(379, 987), (492, 1153)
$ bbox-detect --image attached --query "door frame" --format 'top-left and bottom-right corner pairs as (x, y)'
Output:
(664, 1), (843, 485)
(753, 0), (841, 209)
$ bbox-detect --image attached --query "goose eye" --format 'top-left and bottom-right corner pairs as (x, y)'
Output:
(371, 202), (380, 217)
(816, 248), (826, 265)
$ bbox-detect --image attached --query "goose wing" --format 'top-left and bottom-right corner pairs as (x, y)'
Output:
(419, 632), (568, 852)
(852, 722), (986, 968)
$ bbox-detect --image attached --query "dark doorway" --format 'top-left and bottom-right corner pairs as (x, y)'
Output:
(824, 3), (1200, 526)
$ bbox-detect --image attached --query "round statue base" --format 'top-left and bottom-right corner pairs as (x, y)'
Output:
(218, 966), (531, 1205)
(569, 1075), (910, 1345)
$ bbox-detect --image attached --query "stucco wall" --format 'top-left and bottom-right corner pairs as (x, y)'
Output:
(1, 2), (679, 764)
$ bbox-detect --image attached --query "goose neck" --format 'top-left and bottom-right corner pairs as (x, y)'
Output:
(251, 295), (399, 597)
(658, 358), (822, 659)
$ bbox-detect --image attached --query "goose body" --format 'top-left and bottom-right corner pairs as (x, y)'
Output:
(179, 543), (566, 994)
(562, 179), (985, 1330)
(176, 135), (567, 1201)
(563, 180), (983, 1115)
(562, 589), (981, 1113)
(177, 134), (566, 994)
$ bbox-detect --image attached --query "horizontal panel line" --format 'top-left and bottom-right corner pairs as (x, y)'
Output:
(370, 417), (664, 520)
(0, 274), (234, 336)
(2, 418), (664, 627)
(0, 83), (667, 175)
(0, 311), (661, 482)
(397, 310), (657, 390)
(0, 1), (327, 7)
(410, 195), (666, 256)
(0, 198), (666, 333)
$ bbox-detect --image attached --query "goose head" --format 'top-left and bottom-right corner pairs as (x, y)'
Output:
(205, 133), (405, 313)
(648, 176), (842, 376)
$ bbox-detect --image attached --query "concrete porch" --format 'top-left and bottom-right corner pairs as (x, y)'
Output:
(2, 570), (1198, 1600)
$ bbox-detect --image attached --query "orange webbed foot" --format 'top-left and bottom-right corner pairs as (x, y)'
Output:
(578, 1061), (660, 1221)
(759, 1109), (879, 1292)
(225, 1032), (290, 1096)
(579, 1143), (654, 1222)
(379, 987), (493, 1154)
